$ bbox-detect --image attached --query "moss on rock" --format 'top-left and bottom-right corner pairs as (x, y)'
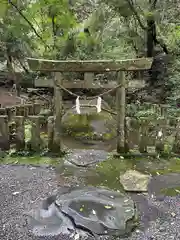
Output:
(61, 110), (116, 141)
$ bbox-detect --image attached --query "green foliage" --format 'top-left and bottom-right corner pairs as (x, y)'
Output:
(1, 0), (137, 61)
(135, 110), (158, 118)
(1, 155), (61, 165)
(167, 59), (180, 106)
(23, 0), (78, 57)
(102, 0), (133, 18)
(0, 0), (8, 18)
(0, 0), (180, 106)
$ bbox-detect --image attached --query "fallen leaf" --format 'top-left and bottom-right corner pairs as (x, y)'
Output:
(171, 212), (176, 217)
(74, 233), (80, 240)
(92, 209), (96, 215)
(125, 209), (132, 212)
(104, 205), (113, 209)
(12, 191), (20, 195)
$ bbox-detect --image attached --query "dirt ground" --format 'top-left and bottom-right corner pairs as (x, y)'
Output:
(0, 87), (23, 107)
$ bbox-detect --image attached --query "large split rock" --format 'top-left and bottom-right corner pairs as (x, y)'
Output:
(26, 187), (138, 239)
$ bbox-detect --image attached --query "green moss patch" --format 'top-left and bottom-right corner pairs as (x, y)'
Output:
(160, 187), (180, 196)
(62, 111), (116, 141)
(84, 155), (135, 191)
(84, 155), (180, 191)
(0, 155), (61, 166)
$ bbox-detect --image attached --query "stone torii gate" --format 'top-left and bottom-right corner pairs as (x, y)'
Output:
(27, 58), (152, 154)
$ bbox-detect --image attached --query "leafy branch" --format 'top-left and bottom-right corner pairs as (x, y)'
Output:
(125, 0), (146, 30)
(8, 0), (50, 50)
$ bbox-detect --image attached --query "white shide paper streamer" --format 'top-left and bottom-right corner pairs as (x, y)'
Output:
(75, 96), (81, 114)
(96, 97), (102, 113)
(157, 130), (163, 138)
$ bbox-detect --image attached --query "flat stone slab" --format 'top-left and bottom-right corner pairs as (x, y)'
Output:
(66, 149), (109, 167)
(120, 170), (151, 192)
(26, 187), (138, 238)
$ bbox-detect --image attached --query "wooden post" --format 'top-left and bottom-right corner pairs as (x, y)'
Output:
(15, 116), (25, 151)
(124, 117), (130, 153)
(172, 119), (180, 154)
(6, 106), (15, 122)
(25, 104), (34, 116)
(139, 118), (148, 153)
(24, 105), (29, 117)
(9, 121), (16, 140)
(143, 102), (152, 111)
(116, 71), (126, 153)
(0, 115), (10, 150)
(33, 103), (41, 115)
(152, 104), (161, 115)
(16, 105), (24, 116)
(160, 105), (168, 118)
(0, 108), (6, 115)
(53, 72), (63, 153)
(28, 116), (42, 152)
(155, 119), (165, 155)
(47, 116), (54, 151)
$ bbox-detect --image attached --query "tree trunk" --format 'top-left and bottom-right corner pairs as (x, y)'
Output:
(6, 46), (20, 96)
(146, 16), (155, 58)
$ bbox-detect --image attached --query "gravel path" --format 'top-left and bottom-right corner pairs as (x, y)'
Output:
(0, 165), (60, 240)
(0, 164), (180, 240)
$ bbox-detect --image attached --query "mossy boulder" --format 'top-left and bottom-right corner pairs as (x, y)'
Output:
(61, 103), (116, 142)
(120, 170), (151, 192)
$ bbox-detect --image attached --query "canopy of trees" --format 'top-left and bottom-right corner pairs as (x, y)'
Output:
(0, 0), (180, 103)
